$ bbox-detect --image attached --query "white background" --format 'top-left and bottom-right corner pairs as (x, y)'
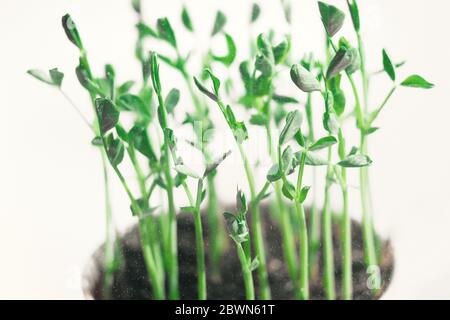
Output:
(1, 0), (449, 299)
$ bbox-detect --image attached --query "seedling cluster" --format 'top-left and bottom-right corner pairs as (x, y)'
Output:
(29, 0), (432, 300)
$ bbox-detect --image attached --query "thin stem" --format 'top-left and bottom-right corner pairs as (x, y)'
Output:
(357, 32), (369, 111)
(236, 242), (255, 300)
(100, 151), (116, 299)
(322, 147), (336, 300)
(155, 89), (179, 300)
(368, 86), (397, 125)
(295, 151), (309, 300)
(360, 135), (380, 294)
(237, 143), (271, 299)
(59, 89), (94, 131)
(305, 93), (320, 265)
(265, 123), (298, 284)
(193, 179), (207, 300)
(337, 130), (352, 300)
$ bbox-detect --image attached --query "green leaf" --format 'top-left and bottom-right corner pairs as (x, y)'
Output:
(174, 173), (187, 187)
(27, 68), (64, 87)
(91, 136), (102, 147)
(298, 186), (310, 203)
(164, 88), (180, 114)
(236, 188), (247, 214)
(115, 124), (128, 142)
(273, 38), (290, 65)
(256, 33), (274, 61)
(106, 134), (125, 166)
(267, 164), (282, 182)
(131, 0), (141, 14)
(212, 10), (227, 36)
(181, 206), (195, 213)
(249, 257), (259, 272)
(309, 136), (337, 151)
(193, 77), (218, 102)
(400, 75), (434, 89)
(27, 69), (53, 85)
(116, 93), (144, 111)
(318, 2), (345, 37)
(95, 98), (120, 134)
(382, 49), (396, 81)
(205, 69), (221, 95)
(204, 150), (232, 178)
(117, 81), (135, 95)
(345, 48), (360, 74)
(150, 52), (161, 95)
(322, 111), (339, 134)
(279, 110), (302, 145)
(136, 22), (158, 38)
(281, 146), (294, 173)
(181, 5), (194, 32)
(49, 68), (64, 87)
(211, 33), (236, 66)
(295, 151), (328, 166)
(157, 17), (177, 48)
(272, 94), (298, 104)
(363, 126), (379, 136)
(175, 164), (200, 179)
(282, 181), (295, 200)
(338, 154), (372, 167)
(347, 0), (360, 31)
(290, 64), (321, 92)
(129, 125), (156, 160)
(61, 14), (82, 49)
(249, 114), (267, 126)
(250, 3), (261, 23)
(327, 48), (358, 79)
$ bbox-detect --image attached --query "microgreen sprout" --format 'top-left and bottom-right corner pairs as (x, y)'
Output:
(223, 190), (258, 300)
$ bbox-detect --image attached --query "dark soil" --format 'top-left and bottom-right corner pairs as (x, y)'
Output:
(83, 205), (394, 300)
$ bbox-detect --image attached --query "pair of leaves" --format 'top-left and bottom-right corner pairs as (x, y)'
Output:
(290, 64), (321, 92)
(194, 70), (220, 102)
(27, 68), (64, 87)
(327, 47), (360, 79)
(382, 50), (434, 88)
(338, 154), (372, 167)
(223, 212), (249, 243)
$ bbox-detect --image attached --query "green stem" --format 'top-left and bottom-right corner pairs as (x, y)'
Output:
(337, 130), (352, 300)
(360, 135), (380, 293)
(356, 31), (369, 111)
(322, 147), (336, 300)
(236, 242), (255, 300)
(305, 93), (320, 265)
(194, 179), (207, 300)
(295, 151), (309, 300)
(155, 86), (179, 300)
(265, 124), (298, 285)
(100, 151), (115, 299)
(237, 143), (271, 300)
